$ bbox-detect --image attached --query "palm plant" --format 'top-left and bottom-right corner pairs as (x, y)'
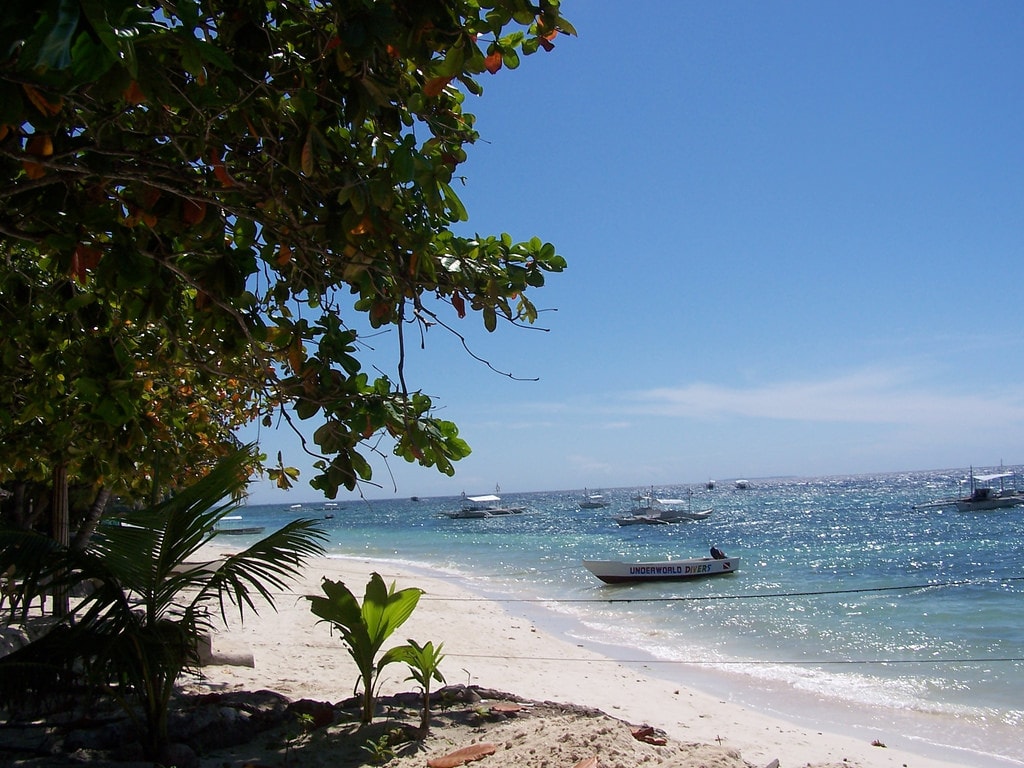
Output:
(396, 639), (446, 733)
(0, 447), (327, 759)
(307, 574), (423, 724)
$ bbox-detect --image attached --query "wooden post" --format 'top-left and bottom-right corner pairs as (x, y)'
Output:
(51, 462), (70, 618)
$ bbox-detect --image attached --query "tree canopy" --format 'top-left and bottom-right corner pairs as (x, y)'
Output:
(0, 0), (573, 508)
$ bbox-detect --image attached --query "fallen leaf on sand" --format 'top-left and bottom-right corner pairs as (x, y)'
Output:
(427, 743), (498, 768)
(631, 726), (667, 746)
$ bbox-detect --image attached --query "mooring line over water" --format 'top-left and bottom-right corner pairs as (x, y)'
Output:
(417, 574), (1024, 604)
(443, 653), (1024, 665)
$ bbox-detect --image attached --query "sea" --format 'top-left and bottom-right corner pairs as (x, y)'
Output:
(233, 469), (1024, 767)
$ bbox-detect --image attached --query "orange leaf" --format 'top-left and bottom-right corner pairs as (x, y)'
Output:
(424, 76), (453, 97)
(451, 292), (466, 318)
(22, 84), (62, 116)
(140, 186), (161, 210)
(123, 80), (147, 105)
(210, 148), (235, 188)
(349, 217), (372, 235)
(484, 51), (502, 74)
(427, 743), (496, 768)
(0, 125), (9, 141)
(182, 199), (207, 225)
(276, 244), (292, 266)
(71, 244), (102, 284)
(244, 113), (260, 139)
(301, 133), (314, 176)
(26, 134), (53, 157)
(287, 341), (305, 373)
(22, 160), (46, 179)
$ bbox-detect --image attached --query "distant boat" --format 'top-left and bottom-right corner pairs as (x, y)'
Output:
(445, 489), (525, 519)
(705, 479), (716, 490)
(583, 554), (739, 584)
(289, 503), (302, 509)
(578, 489), (610, 509)
(215, 517), (265, 536)
(914, 465), (1024, 512)
(734, 479), (750, 490)
(955, 466), (1024, 512)
(614, 489), (711, 525)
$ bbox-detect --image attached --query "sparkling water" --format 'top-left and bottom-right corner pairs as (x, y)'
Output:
(235, 469), (1024, 766)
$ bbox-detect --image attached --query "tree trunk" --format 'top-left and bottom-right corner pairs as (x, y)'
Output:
(51, 463), (70, 618)
(70, 486), (111, 553)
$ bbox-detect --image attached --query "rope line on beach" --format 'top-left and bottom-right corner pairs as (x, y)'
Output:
(442, 653), (1024, 666)
(417, 575), (1024, 604)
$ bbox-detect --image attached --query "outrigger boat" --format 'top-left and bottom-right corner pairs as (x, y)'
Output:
(214, 516), (265, 536)
(583, 554), (739, 584)
(614, 489), (712, 525)
(578, 488), (610, 509)
(955, 467), (1024, 512)
(445, 489), (525, 519)
(914, 465), (1024, 512)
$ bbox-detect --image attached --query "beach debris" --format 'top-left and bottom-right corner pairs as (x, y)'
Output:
(489, 702), (524, 716)
(871, 739), (888, 748)
(630, 725), (667, 746)
(427, 742), (498, 768)
(572, 757), (599, 768)
(763, 760), (780, 768)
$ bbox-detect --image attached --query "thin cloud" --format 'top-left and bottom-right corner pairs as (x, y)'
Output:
(627, 369), (1024, 426)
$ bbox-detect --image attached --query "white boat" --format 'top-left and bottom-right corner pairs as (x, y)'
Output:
(614, 491), (712, 525)
(734, 479), (750, 490)
(578, 489), (610, 509)
(215, 517), (266, 535)
(955, 467), (1024, 512)
(583, 555), (740, 584)
(652, 492), (713, 520)
(914, 466), (1024, 512)
(445, 491), (525, 519)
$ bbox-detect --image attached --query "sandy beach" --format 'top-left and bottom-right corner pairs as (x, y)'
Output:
(180, 550), (974, 768)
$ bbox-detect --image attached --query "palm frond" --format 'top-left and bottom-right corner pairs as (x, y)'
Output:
(196, 518), (328, 623)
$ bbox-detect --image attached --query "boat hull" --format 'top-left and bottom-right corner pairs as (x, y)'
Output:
(955, 495), (1024, 512)
(583, 557), (739, 584)
(215, 526), (265, 535)
(445, 506), (524, 519)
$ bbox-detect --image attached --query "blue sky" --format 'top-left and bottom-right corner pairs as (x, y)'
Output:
(243, 1), (1024, 504)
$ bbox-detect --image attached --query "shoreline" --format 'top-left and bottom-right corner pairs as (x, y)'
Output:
(191, 550), (982, 768)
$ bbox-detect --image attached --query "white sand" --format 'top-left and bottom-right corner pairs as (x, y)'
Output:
(192, 552), (969, 768)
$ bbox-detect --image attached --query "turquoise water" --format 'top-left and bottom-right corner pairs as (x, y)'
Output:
(236, 470), (1024, 766)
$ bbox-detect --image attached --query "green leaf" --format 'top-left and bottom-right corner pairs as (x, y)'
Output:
(33, 0), (81, 71)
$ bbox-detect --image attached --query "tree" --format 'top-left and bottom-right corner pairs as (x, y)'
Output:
(0, 244), (265, 536)
(0, 0), (574, 500)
